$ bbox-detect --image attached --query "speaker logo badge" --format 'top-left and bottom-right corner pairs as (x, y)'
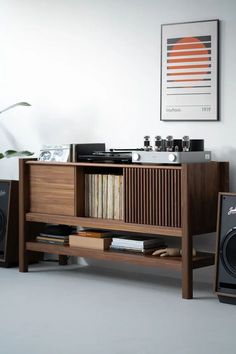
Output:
(0, 190), (6, 198)
(228, 206), (236, 216)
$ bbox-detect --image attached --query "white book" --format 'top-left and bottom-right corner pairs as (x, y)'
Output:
(112, 236), (164, 248)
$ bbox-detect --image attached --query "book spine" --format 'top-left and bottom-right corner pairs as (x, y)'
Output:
(95, 174), (99, 217)
(91, 174), (98, 217)
(112, 242), (144, 249)
(110, 245), (158, 255)
(119, 175), (124, 220)
(37, 236), (69, 241)
(97, 174), (103, 218)
(84, 174), (89, 217)
(113, 175), (120, 220)
(78, 231), (112, 238)
(102, 174), (108, 219)
(112, 240), (163, 247)
(110, 245), (143, 253)
(88, 174), (92, 217)
(107, 174), (114, 219)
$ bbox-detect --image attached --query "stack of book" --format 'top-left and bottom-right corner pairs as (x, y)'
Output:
(36, 234), (69, 245)
(69, 230), (113, 250)
(36, 224), (74, 246)
(110, 235), (165, 254)
(84, 174), (123, 220)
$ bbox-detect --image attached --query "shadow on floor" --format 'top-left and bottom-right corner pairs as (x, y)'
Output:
(28, 260), (216, 300)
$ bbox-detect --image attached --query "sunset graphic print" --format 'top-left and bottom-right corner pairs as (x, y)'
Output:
(161, 20), (218, 120)
(166, 36), (211, 93)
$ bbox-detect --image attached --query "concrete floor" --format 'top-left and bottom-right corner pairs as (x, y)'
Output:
(0, 261), (235, 354)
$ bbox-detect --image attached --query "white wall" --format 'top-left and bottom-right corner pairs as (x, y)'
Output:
(0, 0), (235, 280)
(0, 0), (236, 183)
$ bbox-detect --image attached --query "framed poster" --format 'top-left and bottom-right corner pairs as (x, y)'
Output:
(160, 19), (219, 121)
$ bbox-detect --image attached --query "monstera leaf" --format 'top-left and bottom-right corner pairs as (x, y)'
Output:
(0, 102), (34, 159)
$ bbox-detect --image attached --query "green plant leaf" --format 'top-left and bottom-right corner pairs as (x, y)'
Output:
(0, 102), (31, 115)
(0, 102), (32, 159)
(4, 150), (34, 158)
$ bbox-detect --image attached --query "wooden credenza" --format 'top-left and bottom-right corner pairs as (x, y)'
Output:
(19, 159), (229, 299)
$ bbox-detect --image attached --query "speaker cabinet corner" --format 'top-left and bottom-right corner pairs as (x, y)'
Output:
(215, 193), (236, 304)
(0, 180), (19, 267)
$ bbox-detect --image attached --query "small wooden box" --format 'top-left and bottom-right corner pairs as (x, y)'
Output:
(69, 235), (112, 250)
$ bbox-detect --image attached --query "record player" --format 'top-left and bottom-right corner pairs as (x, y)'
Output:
(78, 150), (133, 164)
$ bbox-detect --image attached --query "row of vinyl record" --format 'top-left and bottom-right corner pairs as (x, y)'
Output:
(84, 174), (124, 220)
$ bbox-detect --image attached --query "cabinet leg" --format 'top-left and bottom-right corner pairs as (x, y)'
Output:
(181, 233), (193, 299)
(182, 268), (193, 299)
(59, 255), (68, 265)
(19, 252), (29, 272)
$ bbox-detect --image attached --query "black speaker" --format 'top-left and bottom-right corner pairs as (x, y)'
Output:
(215, 193), (236, 304)
(0, 180), (19, 267)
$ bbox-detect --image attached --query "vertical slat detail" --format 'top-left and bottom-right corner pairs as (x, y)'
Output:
(137, 168), (140, 224)
(170, 170), (174, 227)
(174, 170), (177, 227)
(159, 170), (162, 226)
(124, 167), (181, 227)
(152, 169), (156, 225)
(128, 168), (132, 223)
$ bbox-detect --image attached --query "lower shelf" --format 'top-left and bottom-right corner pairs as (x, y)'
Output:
(26, 242), (214, 270)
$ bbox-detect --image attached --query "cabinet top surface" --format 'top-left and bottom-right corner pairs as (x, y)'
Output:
(24, 160), (223, 170)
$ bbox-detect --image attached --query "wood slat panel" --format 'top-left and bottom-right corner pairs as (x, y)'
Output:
(174, 170), (177, 227)
(124, 167), (181, 227)
(29, 165), (76, 216)
(177, 169), (181, 227)
(164, 169), (168, 226)
(161, 169), (165, 226)
(158, 170), (161, 225)
(151, 169), (155, 225)
(170, 170), (174, 227)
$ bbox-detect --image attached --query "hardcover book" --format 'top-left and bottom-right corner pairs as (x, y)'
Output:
(75, 230), (112, 238)
(36, 236), (69, 245)
(111, 236), (165, 250)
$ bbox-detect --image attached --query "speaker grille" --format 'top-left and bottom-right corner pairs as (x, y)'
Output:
(221, 228), (236, 277)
